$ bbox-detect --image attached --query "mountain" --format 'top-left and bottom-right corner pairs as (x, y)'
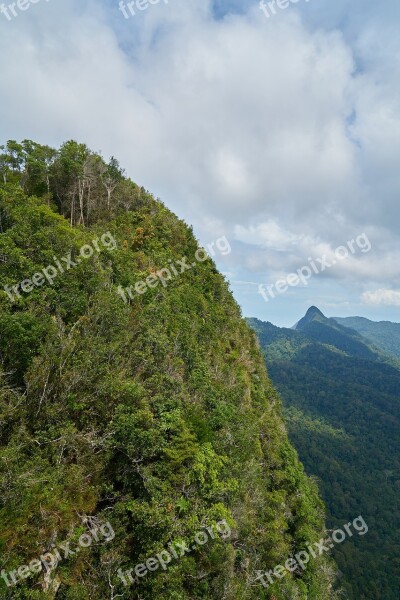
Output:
(0, 140), (337, 599)
(293, 305), (325, 329)
(293, 306), (387, 361)
(334, 316), (400, 360)
(249, 309), (400, 600)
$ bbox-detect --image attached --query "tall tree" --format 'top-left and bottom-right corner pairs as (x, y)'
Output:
(100, 156), (124, 210)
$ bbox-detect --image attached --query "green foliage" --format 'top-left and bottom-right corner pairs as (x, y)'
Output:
(334, 315), (400, 360)
(249, 312), (400, 600)
(0, 141), (337, 599)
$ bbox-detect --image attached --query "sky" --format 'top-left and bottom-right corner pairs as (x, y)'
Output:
(0, 0), (399, 327)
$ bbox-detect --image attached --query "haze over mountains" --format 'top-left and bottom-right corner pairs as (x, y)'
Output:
(249, 308), (400, 600)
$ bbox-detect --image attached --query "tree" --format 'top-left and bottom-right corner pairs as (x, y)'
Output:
(51, 141), (91, 225)
(100, 157), (124, 211)
(21, 140), (57, 198)
(0, 140), (24, 184)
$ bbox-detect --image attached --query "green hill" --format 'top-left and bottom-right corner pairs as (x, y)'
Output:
(334, 316), (400, 359)
(249, 310), (400, 600)
(0, 140), (337, 600)
(293, 306), (385, 361)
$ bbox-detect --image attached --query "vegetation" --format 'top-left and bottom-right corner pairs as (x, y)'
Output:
(249, 310), (400, 600)
(0, 141), (337, 599)
(334, 315), (400, 360)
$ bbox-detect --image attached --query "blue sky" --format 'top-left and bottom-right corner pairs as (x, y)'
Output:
(1, 0), (399, 326)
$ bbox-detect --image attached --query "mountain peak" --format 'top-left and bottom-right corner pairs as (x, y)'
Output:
(293, 306), (325, 330)
(306, 305), (325, 318)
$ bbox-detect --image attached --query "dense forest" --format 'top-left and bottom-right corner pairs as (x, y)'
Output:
(0, 140), (338, 599)
(249, 308), (400, 600)
(333, 316), (400, 360)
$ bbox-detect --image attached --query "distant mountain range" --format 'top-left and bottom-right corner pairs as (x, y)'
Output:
(248, 308), (400, 600)
(333, 315), (400, 359)
(292, 306), (393, 361)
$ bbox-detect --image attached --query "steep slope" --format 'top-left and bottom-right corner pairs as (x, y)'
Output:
(249, 311), (400, 600)
(334, 316), (400, 359)
(293, 306), (383, 361)
(293, 305), (325, 330)
(0, 141), (336, 600)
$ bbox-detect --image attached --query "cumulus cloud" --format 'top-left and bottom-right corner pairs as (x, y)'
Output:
(362, 289), (400, 307)
(234, 221), (302, 250)
(0, 0), (399, 320)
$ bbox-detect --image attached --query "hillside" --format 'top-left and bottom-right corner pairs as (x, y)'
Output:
(334, 316), (400, 359)
(249, 310), (400, 600)
(293, 306), (385, 361)
(0, 140), (337, 599)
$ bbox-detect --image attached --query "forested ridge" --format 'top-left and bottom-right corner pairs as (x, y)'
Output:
(0, 140), (337, 599)
(333, 316), (400, 360)
(249, 310), (400, 600)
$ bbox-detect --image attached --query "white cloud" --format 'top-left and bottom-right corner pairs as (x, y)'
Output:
(362, 289), (400, 306)
(0, 0), (399, 317)
(234, 221), (302, 250)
